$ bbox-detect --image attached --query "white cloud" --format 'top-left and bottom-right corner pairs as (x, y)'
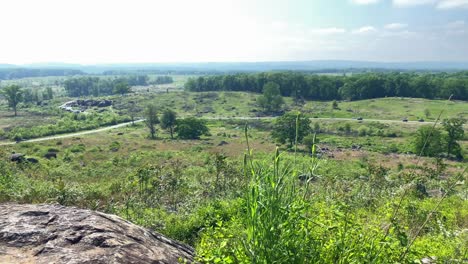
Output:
(393, 0), (468, 8)
(385, 23), (408, 29)
(437, 0), (468, 9)
(310, 27), (347, 35)
(393, 0), (436, 7)
(353, 26), (378, 34)
(350, 0), (380, 4)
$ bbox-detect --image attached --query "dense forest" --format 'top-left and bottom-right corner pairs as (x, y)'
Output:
(0, 68), (84, 80)
(64, 75), (149, 97)
(185, 72), (468, 101)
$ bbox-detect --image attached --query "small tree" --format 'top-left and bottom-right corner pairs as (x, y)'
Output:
(161, 109), (177, 139)
(332, 100), (339, 110)
(144, 104), (159, 139)
(442, 118), (465, 159)
(128, 101), (141, 125)
(113, 81), (130, 95)
(46, 87), (54, 100)
(175, 117), (209, 139)
(272, 112), (311, 147)
(413, 125), (444, 157)
(257, 82), (284, 113)
(424, 109), (431, 119)
(1, 85), (23, 116)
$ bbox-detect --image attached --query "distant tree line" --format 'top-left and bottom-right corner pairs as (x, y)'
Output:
(151, 76), (174, 85)
(0, 68), (84, 80)
(64, 75), (148, 97)
(185, 72), (468, 101)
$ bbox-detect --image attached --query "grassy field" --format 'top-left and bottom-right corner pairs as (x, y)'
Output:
(0, 75), (467, 262)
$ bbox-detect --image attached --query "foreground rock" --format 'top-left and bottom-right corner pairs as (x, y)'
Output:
(0, 203), (194, 264)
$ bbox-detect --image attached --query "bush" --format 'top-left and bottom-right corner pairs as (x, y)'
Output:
(175, 117), (209, 139)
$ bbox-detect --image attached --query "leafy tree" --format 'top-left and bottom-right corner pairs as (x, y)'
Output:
(272, 112), (311, 147)
(175, 117), (209, 139)
(1, 84), (23, 116)
(257, 82), (284, 112)
(332, 100), (339, 109)
(46, 87), (54, 100)
(161, 109), (177, 139)
(144, 104), (159, 139)
(413, 125), (444, 157)
(113, 81), (130, 95)
(442, 118), (465, 159)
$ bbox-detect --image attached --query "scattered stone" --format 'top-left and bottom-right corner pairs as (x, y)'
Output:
(44, 152), (58, 159)
(26, 158), (39, 164)
(10, 153), (25, 162)
(351, 144), (362, 150)
(0, 203), (194, 264)
(218, 141), (229, 146)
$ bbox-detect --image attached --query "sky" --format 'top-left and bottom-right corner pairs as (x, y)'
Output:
(0, 0), (467, 64)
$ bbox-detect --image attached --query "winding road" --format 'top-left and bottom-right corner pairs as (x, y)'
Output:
(0, 116), (437, 146)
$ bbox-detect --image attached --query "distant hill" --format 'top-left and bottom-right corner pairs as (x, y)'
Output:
(57, 60), (468, 73)
(3, 60), (468, 76)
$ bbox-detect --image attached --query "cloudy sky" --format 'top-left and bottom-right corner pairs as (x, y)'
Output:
(0, 0), (467, 64)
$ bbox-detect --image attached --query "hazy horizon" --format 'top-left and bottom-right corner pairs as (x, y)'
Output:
(1, 0), (468, 65)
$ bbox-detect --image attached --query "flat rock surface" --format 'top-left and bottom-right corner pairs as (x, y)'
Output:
(0, 203), (194, 264)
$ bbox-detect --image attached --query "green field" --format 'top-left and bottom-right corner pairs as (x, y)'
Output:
(0, 75), (467, 262)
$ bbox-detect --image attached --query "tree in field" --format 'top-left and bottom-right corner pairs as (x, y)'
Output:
(1, 85), (23, 116)
(442, 118), (465, 159)
(257, 82), (284, 113)
(144, 104), (160, 139)
(161, 109), (177, 139)
(332, 100), (339, 110)
(175, 117), (209, 139)
(424, 109), (431, 119)
(413, 125), (444, 157)
(46, 87), (54, 100)
(128, 101), (141, 126)
(272, 112), (311, 147)
(113, 81), (130, 95)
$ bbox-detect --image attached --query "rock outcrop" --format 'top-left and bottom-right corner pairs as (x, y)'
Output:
(0, 203), (194, 264)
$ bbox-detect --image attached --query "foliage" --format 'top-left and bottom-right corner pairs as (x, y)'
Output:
(113, 81), (131, 95)
(175, 117), (209, 139)
(161, 109), (177, 139)
(64, 75), (147, 97)
(185, 72), (468, 100)
(257, 82), (284, 112)
(271, 112), (311, 147)
(442, 118), (465, 159)
(144, 104), (160, 139)
(413, 125), (444, 157)
(1, 84), (23, 116)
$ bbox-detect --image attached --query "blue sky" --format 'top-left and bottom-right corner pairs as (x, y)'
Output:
(0, 0), (467, 64)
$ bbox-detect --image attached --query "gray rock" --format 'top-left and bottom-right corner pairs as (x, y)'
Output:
(218, 140), (229, 146)
(26, 157), (39, 164)
(10, 153), (25, 162)
(0, 203), (194, 264)
(44, 152), (58, 159)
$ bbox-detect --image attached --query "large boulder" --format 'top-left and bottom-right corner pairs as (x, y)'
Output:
(0, 203), (194, 264)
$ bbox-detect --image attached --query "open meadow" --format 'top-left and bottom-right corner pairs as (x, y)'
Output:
(1, 73), (467, 262)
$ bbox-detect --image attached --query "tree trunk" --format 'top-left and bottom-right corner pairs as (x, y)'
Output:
(170, 127), (174, 139)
